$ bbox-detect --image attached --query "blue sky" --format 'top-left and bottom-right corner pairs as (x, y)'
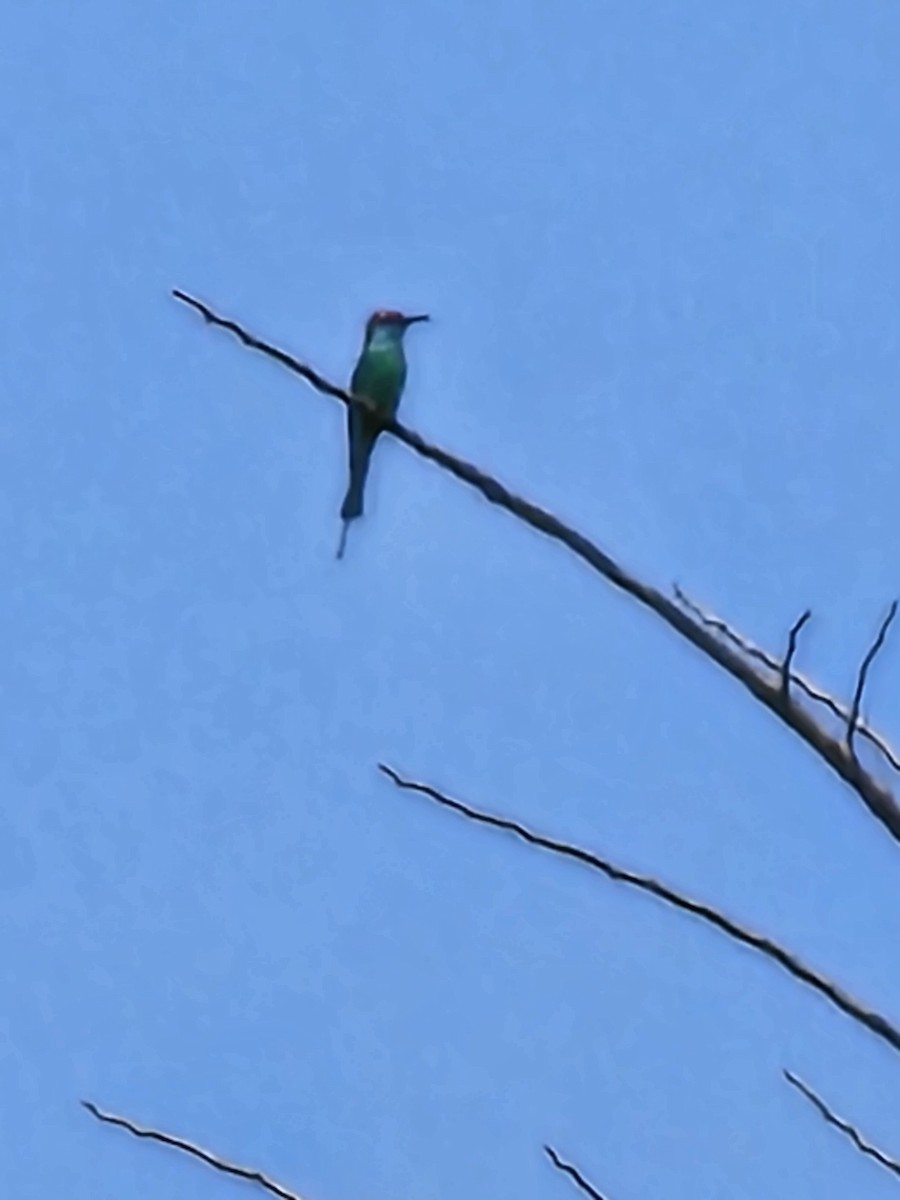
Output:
(3, 1), (900, 1197)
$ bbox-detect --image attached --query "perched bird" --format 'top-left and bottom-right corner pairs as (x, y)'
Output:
(337, 308), (429, 559)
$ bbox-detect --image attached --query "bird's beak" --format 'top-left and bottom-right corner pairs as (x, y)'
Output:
(403, 313), (430, 326)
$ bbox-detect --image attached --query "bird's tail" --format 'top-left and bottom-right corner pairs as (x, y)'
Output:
(336, 431), (375, 559)
(339, 459), (369, 523)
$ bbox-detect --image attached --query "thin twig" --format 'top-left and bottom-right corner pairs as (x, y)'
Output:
(81, 1099), (304, 1200)
(378, 764), (900, 1058)
(172, 289), (353, 408)
(781, 609), (812, 698)
(783, 1070), (900, 1180)
(173, 289), (900, 846)
(673, 585), (900, 774)
(848, 602), (898, 758)
(673, 584), (777, 670)
(544, 1146), (610, 1200)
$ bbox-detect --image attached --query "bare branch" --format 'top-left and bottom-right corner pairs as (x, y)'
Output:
(781, 609), (812, 699)
(848, 602), (899, 758)
(81, 1099), (304, 1200)
(172, 289), (353, 409)
(783, 1070), (900, 1181)
(174, 290), (900, 847)
(544, 1145), (610, 1200)
(674, 585), (900, 774)
(378, 764), (900, 1058)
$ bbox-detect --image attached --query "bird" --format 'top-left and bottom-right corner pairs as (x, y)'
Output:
(336, 308), (429, 559)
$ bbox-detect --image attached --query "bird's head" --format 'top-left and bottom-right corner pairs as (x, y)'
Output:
(365, 309), (430, 343)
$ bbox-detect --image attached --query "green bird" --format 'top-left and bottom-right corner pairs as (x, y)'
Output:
(337, 308), (429, 559)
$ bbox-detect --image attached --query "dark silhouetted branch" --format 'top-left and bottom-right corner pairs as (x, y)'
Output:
(81, 1099), (303, 1200)
(781, 609), (812, 698)
(848, 602), (898, 758)
(545, 1146), (610, 1200)
(784, 1070), (900, 1181)
(173, 289), (900, 846)
(378, 764), (900, 1058)
(674, 585), (900, 774)
(172, 289), (352, 408)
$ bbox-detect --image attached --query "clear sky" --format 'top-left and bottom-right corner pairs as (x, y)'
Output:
(3, 2), (900, 1197)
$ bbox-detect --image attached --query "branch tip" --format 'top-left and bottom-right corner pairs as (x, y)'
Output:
(781, 608), (812, 698)
(848, 600), (899, 757)
(82, 1098), (304, 1200)
(544, 1144), (610, 1200)
(379, 765), (900, 1057)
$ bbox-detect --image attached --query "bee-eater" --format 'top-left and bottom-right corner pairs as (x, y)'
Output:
(337, 308), (429, 559)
